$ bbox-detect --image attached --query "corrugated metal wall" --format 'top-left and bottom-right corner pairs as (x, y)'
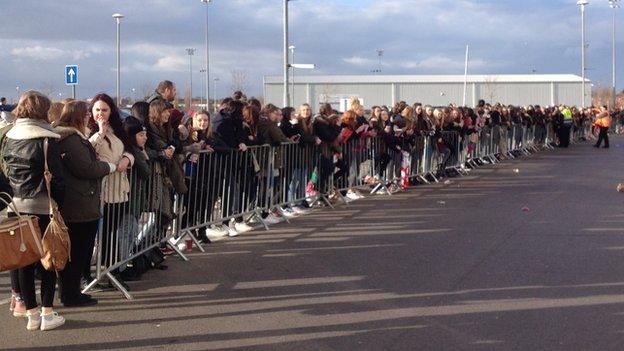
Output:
(265, 81), (590, 109)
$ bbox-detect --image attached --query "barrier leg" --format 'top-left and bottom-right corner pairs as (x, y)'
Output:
(106, 272), (134, 300)
(250, 209), (270, 231)
(171, 229), (206, 253)
(166, 239), (189, 261)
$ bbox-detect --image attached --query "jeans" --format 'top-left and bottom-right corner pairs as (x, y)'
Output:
(287, 168), (307, 204)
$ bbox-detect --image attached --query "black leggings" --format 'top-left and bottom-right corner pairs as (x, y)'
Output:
(59, 220), (99, 301)
(9, 214), (55, 310)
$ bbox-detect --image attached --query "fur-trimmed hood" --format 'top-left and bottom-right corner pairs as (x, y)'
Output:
(6, 118), (59, 140)
(54, 125), (88, 141)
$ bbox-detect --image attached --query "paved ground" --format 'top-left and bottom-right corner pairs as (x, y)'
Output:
(2, 137), (624, 350)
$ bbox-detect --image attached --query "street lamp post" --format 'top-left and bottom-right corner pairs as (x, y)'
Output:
(283, 0), (290, 107)
(201, 0), (211, 110)
(213, 78), (219, 113)
(186, 48), (196, 108)
(610, 0), (619, 109)
(112, 13), (124, 107)
(577, 0), (588, 109)
(200, 69), (206, 107)
(289, 45), (295, 106)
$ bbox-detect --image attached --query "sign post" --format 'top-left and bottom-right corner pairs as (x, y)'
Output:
(65, 65), (78, 99)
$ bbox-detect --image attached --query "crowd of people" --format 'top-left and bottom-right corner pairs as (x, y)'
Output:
(0, 81), (611, 331)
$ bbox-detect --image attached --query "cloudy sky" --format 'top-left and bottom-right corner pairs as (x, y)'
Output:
(0, 0), (620, 102)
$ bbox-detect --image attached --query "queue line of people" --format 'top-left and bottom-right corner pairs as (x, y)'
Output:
(1, 84), (607, 331)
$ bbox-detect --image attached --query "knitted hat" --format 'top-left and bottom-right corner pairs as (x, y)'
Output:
(124, 120), (147, 137)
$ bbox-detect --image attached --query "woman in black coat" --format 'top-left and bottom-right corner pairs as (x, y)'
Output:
(55, 100), (117, 307)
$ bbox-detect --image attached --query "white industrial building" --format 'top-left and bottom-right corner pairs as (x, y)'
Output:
(263, 74), (591, 110)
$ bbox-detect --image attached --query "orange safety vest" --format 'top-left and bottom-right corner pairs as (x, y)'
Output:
(594, 116), (611, 128)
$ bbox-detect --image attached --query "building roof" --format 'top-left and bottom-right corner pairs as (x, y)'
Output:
(264, 74), (589, 84)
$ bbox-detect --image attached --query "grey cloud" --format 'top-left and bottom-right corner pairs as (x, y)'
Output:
(0, 0), (620, 103)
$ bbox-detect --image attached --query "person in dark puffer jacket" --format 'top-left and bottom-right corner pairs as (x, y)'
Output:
(3, 90), (66, 331)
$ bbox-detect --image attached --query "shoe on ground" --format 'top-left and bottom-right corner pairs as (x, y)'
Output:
(63, 294), (98, 308)
(263, 214), (281, 225)
(281, 208), (297, 218)
(291, 205), (311, 215)
(12, 297), (27, 318)
(160, 246), (175, 256)
(227, 223), (239, 237)
(234, 222), (254, 233)
(205, 226), (229, 241)
(247, 216), (259, 224)
(26, 310), (41, 331)
(351, 189), (365, 199)
(177, 242), (187, 251)
(40, 312), (65, 331)
(345, 191), (359, 201)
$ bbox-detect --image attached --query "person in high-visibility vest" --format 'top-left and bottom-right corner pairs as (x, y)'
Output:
(557, 106), (573, 148)
(593, 106), (611, 148)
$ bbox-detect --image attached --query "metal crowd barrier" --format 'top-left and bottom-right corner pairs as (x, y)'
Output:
(83, 162), (175, 299)
(174, 145), (274, 245)
(87, 124), (581, 299)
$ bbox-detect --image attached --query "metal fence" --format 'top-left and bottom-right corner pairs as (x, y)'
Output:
(84, 125), (584, 299)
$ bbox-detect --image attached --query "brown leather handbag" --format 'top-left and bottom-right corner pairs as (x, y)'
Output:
(40, 138), (71, 274)
(0, 193), (44, 272)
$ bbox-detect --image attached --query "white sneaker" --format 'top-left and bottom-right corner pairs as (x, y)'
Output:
(346, 191), (359, 201)
(247, 216), (261, 224)
(26, 311), (41, 331)
(234, 222), (254, 233)
(291, 206), (311, 215)
(177, 242), (187, 251)
(375, 188), (388, 195)
(205, 226), (228, 241)
(263, 214), (281, 225)
(227, 223), (239, 237)
(281, 208), (297, 218)
(40, 311), (65, 331)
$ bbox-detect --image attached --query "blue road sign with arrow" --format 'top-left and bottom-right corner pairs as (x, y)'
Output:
(65, 65), (78, 85)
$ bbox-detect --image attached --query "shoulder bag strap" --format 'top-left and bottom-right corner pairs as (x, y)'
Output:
(43, 138), (54, 216)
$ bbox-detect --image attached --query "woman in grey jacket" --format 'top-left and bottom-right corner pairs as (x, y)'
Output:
(55, 100), (118, 307)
